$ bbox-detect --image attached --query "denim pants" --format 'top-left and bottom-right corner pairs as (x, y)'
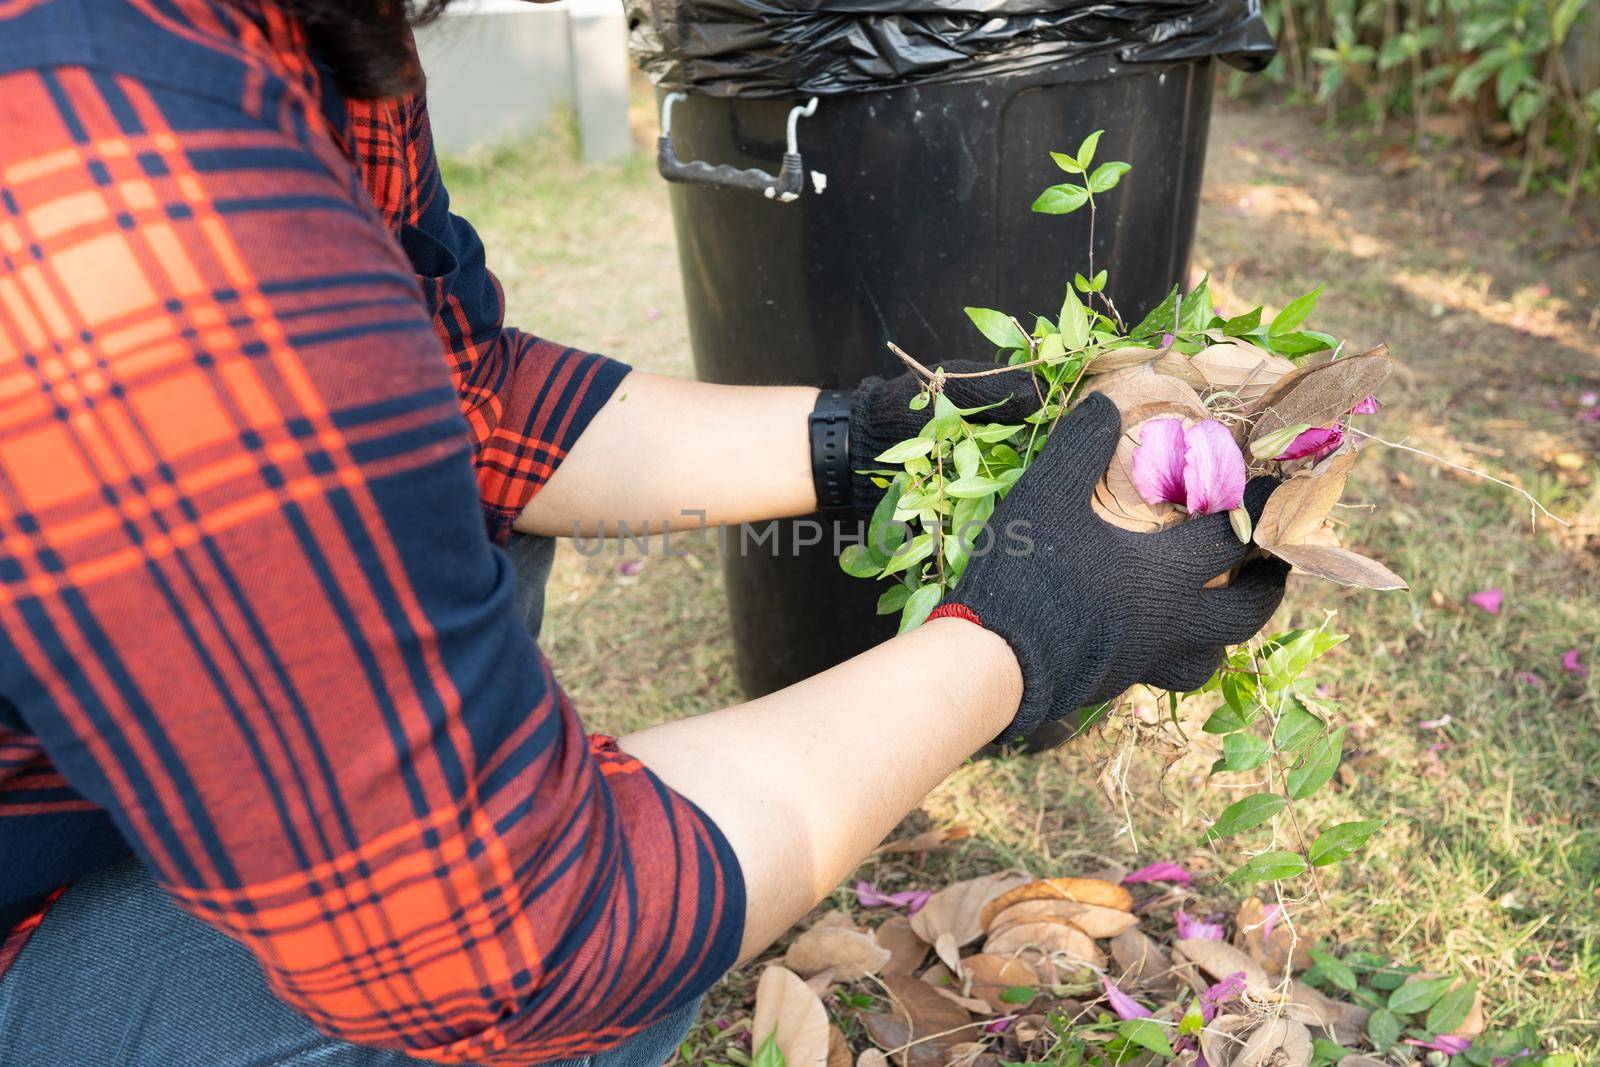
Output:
(0, 537), (702, 1067)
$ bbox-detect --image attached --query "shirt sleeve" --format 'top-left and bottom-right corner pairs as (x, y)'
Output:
(354, 96), (630, 544)
(0, 66), (742, 1064)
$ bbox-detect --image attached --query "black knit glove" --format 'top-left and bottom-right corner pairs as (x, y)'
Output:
(850, 362), (1041, 513)
(933, 393), (1290, 742)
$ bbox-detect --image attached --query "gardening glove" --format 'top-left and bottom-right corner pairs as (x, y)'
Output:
(850, 362), (1041, 513)
(929, 392), (1290, 742)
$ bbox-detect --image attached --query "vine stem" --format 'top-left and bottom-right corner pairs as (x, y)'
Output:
(1270, 744), (1329, 911)
(886, 341), (1052, 383)
(1347, 427), (1570, 527)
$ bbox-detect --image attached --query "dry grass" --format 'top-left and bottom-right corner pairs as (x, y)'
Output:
(441, 92), (1600, 1059)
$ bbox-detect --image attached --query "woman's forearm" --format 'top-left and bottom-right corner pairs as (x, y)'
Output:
(515, 371), (820, 537)
(619, 617), (1022, 960)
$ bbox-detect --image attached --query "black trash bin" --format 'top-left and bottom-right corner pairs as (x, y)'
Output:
(635, 7), (1273, 698)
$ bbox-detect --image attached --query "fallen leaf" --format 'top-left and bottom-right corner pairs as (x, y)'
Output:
(910, 870), (1032, 948)
(1199, 1013), (1255, 1067)
(977, 877), (1133, 929)
(1260, 542), (1409, 590)
(805, 966), (839, 997)
(983, 921), (1105, 969)
(1248, 346), (1392, 447)
(1109, 929), (1180, 996)
(752, 965), (831, 1067)
(987, 899), (1138, 940)
(1234, 897), (1310, 980)
(1288, 981), (1369, 1047)
(944, 1042), (988, 1067)
(959, 954), (1041, 1013)
(876, 976), (976, 1067)
(875, 915), (929, 976)
(874, 826), (971, 854)
(856, 1051), (890, 1067)
(1187, 342), (1296, 404)
(1334, 1057), (1387, 1067)
(928, 985), (993, 1015)
(1254, 451), (1358, 547)
(786, 926), (892, 981)
(1234, 1016), (1312, 1067)
(934, 932), (962, 974)
(1170, 939), (1271, 997)
(828, 1025), (852, 1067)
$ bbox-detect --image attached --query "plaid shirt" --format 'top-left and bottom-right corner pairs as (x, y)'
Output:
(0, 1), (743, 1062)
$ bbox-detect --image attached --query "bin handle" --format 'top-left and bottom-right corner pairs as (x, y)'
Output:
(658, 93), (819, 202)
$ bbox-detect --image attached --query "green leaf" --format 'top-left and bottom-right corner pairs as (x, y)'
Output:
(1287, 727), (1345, 799)
(881, 533), (933, 577)
(1049, 150), (1083, 175)
(1116, 1018), (1172, 1058)
(868, 479), (906, 562)
(953, 438), (981, 480)
(1222, 307), (1263, 336)
(944, 475), (1010, 499)
(1366, 1008), (1402, 1051)
(1202, 702), (1250, 735)
(1059, 284), (1091, 349)
(968, 423), (1023, 443)
(1076, 129), (1104, 169)
(1178, 998), (1205, 1036)
(1273, 696), (1324, 752)
(998, 985), (1037, 1004)
(1308, 948), (1358, 993)
(1269, 283), (1324, 337)
(753, 1033), (787, 1067)
(1129, 285), (1180, 340)
(875, 584), (912, 615)
(1206, 793), (1287, 839)
(1387, 974), (1455, 1015)
(1269, 330), (1338, 357)
(964, 307), (1029, 351)
(1310, 1037), (1357, 1067)
(1264, 629), (1318, 690)
(876, 437), (934, 464)
(1309, 819), (1383, 866)
(839, 544), (882, 579)
(1250, 422), (1314, 460)
(1222, 671), (1262, 719)
(1031, 183), (1090, 215)
(1216, 731), (1270, 772)
(1037, 331), (1066, 364)
(1426, 980), (1478, 1033)
(1087, 160), (1130, 194)
(898, 583), (941, 634)
(1179, 275), (1213, 332)
(908, 391), (929, 411)
(1223, 850), (1307, 885)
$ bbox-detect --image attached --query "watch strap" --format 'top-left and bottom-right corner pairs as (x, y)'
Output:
(808, 389), (853, 513)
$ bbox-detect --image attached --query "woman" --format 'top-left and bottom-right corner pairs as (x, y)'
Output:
(0, 1), (1289, 1064)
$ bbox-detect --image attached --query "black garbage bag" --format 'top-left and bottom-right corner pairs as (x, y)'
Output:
(628, 0), (1276, 98)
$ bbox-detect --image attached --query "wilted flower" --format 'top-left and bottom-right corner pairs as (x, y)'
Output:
(1199, 972), (1249, 1020)
(1123, 861), (1192, 886)
(1276, 423), (1344, 462)
(1407, 1035), (1472, 1055)
(1516, 671), (1544, 687)
(855, 880), (932, 914)
(1351, 394), (1381, 415)
(1100, 977), (1152, 1020)
(1131, 418), (1246, 515)
(983, 1017), (1013, 1034)
(1562, 649), (1589, 679)
(1175, 909), (1225, 941)
(1466, 588), (1503, 614)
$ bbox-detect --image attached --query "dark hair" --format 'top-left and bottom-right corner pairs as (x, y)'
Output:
(288, 0), (454, 101)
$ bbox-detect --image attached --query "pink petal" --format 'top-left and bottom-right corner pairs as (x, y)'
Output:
(1131, 418), (1188, 507)
(1407, 1036), (1472, 1055)
(1276, 423), (1344, 462)
(619, 559), (645, 576)
(1580, 391), (1598, 407)
(1581, 405), (1600, 422)
(1517, 671), (1544, 687)
(1199, 972), (1249, 1020)
(855, 881), (932, 913)
(1182, 419), (1247, 515)
(1123, 862), (1192, 886)
(1562, 649), (1589, 678)
(1260, 903), (1282, 939)
(1466, 588), (1503, 614)
(1175, 909), (1225, 941)
(1100, 977), (1153, 1020)
(1351, 394), (1381, 415)
(984, 1017), (1013, 1034)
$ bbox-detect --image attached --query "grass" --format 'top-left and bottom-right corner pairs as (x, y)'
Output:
(443, 94), (1600, 1058)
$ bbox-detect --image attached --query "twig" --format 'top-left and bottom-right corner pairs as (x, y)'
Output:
(887, 342), (1057, 382)
(1348, 427), (1570, 527)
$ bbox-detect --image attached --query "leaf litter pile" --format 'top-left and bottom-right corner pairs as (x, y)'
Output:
(728, 855), (1560, 1067)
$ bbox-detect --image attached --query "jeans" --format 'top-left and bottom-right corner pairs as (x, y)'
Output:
(0, 537), (702, 1066)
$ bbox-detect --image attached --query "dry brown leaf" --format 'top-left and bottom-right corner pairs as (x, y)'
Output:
(1084, 369), (1210, 533)
(983, 921), (1105, 969)
(1254, 451), (1358, 549)
(1109, 929), (1181, 997)
(874, 826), (972, 854)
(1335, 1057), (1387, 1067)
(960, 954), (1041, 1013)
(1247, 345), (1392, 447)
(917, 962), (954, 987)
(945, 1042), (988, 1067)
(828, 1025), (853, 1067)
(1171, 939), (1271, 997)
(752, 965), (831, 1067)
(909, 869), (1031, 948)
(933, 932), (962, 975)
(1234, 1017), (1312, 1067)
(977, 877), (1133, 929)
(987, 899), (1138, 940)
(875, 915), (929, 976)
(1188, 342), (1296, 403)
(786, 926), (892, 981)
(1288, 981), (1369, 1047)
(1199, 1014), (1254, 1067)
(1447, 979), (1486, 1037)
(805, 966), (840, 997)
(1233, 897), (1311, 979)
(857, 1051), (890, 1067)
(1263, 542), (1409, 590)
(815, 912), (860, 932)
(873, 976), (976, 1067)
(929, 985), (993, 1015)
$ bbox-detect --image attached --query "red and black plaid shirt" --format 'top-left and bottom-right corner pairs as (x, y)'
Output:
(0, 1), (743, 1062)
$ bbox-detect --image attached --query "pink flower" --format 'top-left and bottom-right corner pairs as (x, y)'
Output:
(1466, 588), (1503, 614)
(1131, 418), (1246, 516)
(1351, 395), (1381, 415)
(619, 559), (645, 576)
(1101, 977), (1153, 1020)
(1582, 406), (1600, 422)
(1407, 1035), (1472, 1055)
(1276, 424), (1344, 462)
(1562, 649), (1589, 678)
(855, 880), (932, 913)
(1123, 862), (1192, 886)
(1199, 972), (1248, 1020)
(984, 1017), (1013, 1034)
(1175, 909), (1225, 941)
(1260, 903), (1283, 939)
(1517, 671), (1544, 687)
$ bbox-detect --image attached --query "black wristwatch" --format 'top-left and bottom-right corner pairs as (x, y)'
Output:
(808, 389), (853, 513)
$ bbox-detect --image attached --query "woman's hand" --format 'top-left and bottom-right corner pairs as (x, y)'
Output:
(850, 362), (1042, 513)
(933, 393), (1290, 741)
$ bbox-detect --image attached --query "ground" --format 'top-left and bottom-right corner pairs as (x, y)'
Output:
(440, 89), (1600, 1058)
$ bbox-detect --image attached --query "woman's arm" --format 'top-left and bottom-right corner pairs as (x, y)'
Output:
(515, 372), (821, 537)
(624, 616), (1021, 957)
